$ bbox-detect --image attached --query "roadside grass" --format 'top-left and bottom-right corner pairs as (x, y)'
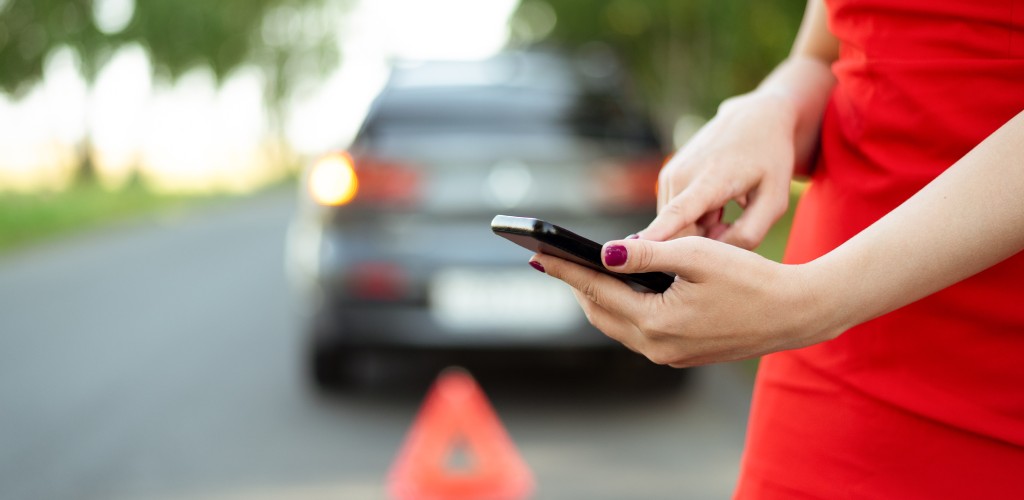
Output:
(0, 182), (210, 253)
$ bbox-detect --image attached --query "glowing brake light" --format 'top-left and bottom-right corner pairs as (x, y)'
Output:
(348, 261), (409, 301)
(308, 152), (358, 206)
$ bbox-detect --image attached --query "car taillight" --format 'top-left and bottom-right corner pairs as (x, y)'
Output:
(308, 152), (359, 206)
(308, 151), (421, 208)
(347, 261), (409, 301)
(589, 155), (664, 210)
(351, 155), (420, 207)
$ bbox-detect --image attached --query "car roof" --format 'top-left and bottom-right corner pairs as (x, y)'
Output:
(358, 51), (657, 143)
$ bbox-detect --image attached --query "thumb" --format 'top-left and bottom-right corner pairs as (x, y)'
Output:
(601, 237), (716, 281)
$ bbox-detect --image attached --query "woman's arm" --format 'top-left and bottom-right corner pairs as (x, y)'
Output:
(813, 109), (1024, 333)
(639, 0), (838, 246)
(758, 0), (838, 175)
(532, 110), (1024, 367)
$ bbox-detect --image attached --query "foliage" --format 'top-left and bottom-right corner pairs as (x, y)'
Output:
(0, 0), (343, 98)
(0, 0), (347, 183)
(512, 0), (806, 122)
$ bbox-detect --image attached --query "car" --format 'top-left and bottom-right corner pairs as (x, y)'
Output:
(286, 50), (681, 390)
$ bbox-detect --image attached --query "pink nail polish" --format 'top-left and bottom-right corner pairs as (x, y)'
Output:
(604, 245), (628, 266)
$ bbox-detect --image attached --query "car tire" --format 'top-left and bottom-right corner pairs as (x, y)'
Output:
(307, 339), (358, 393)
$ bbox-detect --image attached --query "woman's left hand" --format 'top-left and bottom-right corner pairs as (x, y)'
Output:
(530, 237), (840, 368)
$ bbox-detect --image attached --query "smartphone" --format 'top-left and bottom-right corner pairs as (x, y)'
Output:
(491, 215), (674, 293)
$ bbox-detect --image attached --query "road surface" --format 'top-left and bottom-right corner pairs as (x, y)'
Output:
(0, 187), (754, 499)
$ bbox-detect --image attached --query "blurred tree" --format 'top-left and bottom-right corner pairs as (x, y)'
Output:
(0, 0), (347, 180)
(511, 0), (805, 132)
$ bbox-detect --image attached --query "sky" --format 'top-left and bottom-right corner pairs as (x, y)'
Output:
(0, 0), (520, 193)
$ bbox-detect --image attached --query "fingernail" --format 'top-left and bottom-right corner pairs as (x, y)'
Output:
(604, 245), (628, 267)
(529, 260), (545, 273)
(626, 233), (640, 240)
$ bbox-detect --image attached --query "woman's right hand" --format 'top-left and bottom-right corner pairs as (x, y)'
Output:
(638, 92), (800, 249)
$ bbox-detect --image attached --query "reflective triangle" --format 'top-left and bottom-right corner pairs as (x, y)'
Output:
(387, 368), (535, 500)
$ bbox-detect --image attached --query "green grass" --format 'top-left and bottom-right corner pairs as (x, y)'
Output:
(0, 182), (206, 253)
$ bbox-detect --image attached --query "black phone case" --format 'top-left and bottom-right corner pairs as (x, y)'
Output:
(491, 215), (675, 293)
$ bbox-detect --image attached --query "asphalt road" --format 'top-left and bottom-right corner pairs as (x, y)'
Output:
(0, 187), (754, 500)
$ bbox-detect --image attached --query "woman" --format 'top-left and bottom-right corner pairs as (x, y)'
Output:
(529, 0), (1024, 496)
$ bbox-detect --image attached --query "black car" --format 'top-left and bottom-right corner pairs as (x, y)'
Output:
(286, 50), (678, 389)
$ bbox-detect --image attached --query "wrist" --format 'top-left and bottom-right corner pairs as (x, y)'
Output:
(715, 91), (803, 179)
(718, 91), (800, 131)
(788, 259), (852, 343)
(726, 89), (815, 178)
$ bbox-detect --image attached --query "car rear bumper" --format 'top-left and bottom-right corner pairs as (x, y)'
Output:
(310, 304), (614, 349)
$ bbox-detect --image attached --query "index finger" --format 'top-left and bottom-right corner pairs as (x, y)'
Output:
(640, 181), (724, 241)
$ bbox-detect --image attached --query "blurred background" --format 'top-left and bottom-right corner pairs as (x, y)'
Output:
(0, 0), (804, 498)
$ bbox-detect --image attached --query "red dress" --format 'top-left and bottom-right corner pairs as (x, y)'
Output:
(735, 0), (1024, 497)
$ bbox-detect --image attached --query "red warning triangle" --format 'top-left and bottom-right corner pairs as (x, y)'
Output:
(387, 368), (535, 500)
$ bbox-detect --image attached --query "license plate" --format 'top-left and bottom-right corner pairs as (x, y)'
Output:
(428, 267), (583, 333)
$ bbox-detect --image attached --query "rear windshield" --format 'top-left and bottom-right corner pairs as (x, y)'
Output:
(359, 86), (661, 147)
